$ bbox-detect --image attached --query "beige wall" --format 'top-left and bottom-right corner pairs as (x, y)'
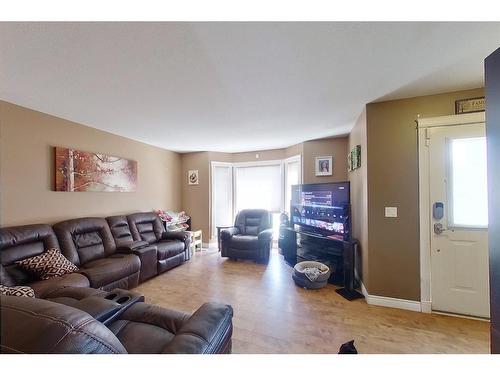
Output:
(366, 87), (484, 301)
(180, 152), (211, 236)
(180, 137), (348, 241)
(302, 137), (348, 184)
(348, 109), (368, 285)
(0, 101), (181, 226)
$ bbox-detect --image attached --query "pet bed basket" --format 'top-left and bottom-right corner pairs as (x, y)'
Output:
(292, 261), (330, 289)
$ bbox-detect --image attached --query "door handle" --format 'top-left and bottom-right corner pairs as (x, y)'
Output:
(434, 223), (454, 235)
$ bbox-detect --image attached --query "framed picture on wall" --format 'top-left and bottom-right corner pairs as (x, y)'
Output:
(315, 156), (333, 176)
(188, 170), (199, 185)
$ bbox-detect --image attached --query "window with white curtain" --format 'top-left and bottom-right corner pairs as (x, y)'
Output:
(234, 164), (283, 213)
(211, 156), (302, 240)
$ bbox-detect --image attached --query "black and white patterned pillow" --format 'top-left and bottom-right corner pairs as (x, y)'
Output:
(16, 248), (79, 280)
(0, 284), (36, 298)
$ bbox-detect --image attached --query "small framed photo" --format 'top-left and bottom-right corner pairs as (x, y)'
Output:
(188, 170), (199, 185)
(315, 156), (333, 176)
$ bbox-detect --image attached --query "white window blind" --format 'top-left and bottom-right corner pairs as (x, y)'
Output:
(235, 164), (282, 213)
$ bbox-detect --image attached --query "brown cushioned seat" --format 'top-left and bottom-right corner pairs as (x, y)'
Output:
(227, 235), (259, 250)
(0, 224), (90, 296)
(156, 240), (185, 260)
(0, 295), (127, 354)
(29, 272), (90, 298)
(54, 218), (140, 291)
(127, 212), (191, 274)
(80, 253), (140, 289)
(108, 301), (233, 354)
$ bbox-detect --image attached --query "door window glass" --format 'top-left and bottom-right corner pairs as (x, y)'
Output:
(448, 137), (488, 227)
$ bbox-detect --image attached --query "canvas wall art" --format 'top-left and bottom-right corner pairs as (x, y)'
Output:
(55, 147), (137, 192)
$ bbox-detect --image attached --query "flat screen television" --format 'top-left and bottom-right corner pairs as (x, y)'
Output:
(290, 182), (350, 240)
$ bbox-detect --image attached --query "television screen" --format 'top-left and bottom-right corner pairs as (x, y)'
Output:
(290, 182), (350, 240)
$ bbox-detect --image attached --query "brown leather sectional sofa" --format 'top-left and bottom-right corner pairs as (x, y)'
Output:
(0, 212), (233, 354)
(1, 287), (233, 354)
(0, 211), (191, 296)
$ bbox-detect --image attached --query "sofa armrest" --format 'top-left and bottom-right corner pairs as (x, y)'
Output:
(116, 240), (150, 253)
(220, 227), (239, 240)
(162, 302), (233, 354)
(161, 230), (189, 242)
(258, 228), (273, 242)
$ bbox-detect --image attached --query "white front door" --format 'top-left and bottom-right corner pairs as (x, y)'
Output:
(428, 122), (490, 318)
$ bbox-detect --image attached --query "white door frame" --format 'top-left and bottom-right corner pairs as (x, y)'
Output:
(417, 112), (486, 313)
(284, 154), (303, 213)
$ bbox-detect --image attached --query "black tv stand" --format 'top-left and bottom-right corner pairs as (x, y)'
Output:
(281, 226), (364, 301)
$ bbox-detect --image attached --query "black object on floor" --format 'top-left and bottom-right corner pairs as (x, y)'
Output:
(338, 340), (358, 354)
(336, 287), (364, 301)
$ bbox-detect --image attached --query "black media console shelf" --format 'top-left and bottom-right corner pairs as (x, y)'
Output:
(282, 226), (364, 301)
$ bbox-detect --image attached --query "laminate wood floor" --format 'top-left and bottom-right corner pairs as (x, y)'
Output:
(132, 248), (490, 354)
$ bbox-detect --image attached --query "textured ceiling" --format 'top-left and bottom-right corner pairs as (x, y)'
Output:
(1, 22), (500, 152)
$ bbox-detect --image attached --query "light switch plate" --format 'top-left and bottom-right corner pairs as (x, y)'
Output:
(385, 207), (398, 218)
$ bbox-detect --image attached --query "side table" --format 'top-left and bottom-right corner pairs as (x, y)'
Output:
(186, 230), (203, 254)
(216, 226), (232, 252)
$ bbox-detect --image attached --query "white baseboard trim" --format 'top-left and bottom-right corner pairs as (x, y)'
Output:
(421, 301), (432, 313)
(360, 281), (422, 312)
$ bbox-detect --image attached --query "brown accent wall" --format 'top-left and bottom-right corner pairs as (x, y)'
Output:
(348, 109), (368, 285)
(302, 137), (348, 184)
(0, 101), (181, 226)
(366, 87), (484, 300)
(180, 137), (349, 241)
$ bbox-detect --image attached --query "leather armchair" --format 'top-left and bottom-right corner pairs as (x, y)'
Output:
(220, 209), (273, 263)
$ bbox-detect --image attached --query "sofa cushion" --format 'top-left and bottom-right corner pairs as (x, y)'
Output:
(0, 264), (15, 286)
(53, 218), (117, 267)
(0, 295), (127, 354)
(156, 240), (185, 260)
(127, 212), (164, 244)
(108, 302), (189, 354)
(228, 235), (259, 250)
(0, 284), (35, 298)
(106, 215), (135, 247)
(80, 254), (140, 288)
(16, 248), (79, 280)
(28, 272), (90, 299)
(1, 224), (61, 285)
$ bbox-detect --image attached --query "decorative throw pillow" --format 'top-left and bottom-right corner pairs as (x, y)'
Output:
(16, 248), (79, 280)
(0, 284), (36, 298)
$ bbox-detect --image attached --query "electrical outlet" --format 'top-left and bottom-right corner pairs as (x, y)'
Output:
(385, 207), (398, 218)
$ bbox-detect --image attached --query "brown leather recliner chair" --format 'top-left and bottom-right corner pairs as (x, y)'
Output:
(220, 209), (273, 263)
(0, 294), (233, 354)
(54, 218), (140, 291)
(127, 212), (191, 274)
(106, 215), (159, 283)
(0, 224), (90, 298)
